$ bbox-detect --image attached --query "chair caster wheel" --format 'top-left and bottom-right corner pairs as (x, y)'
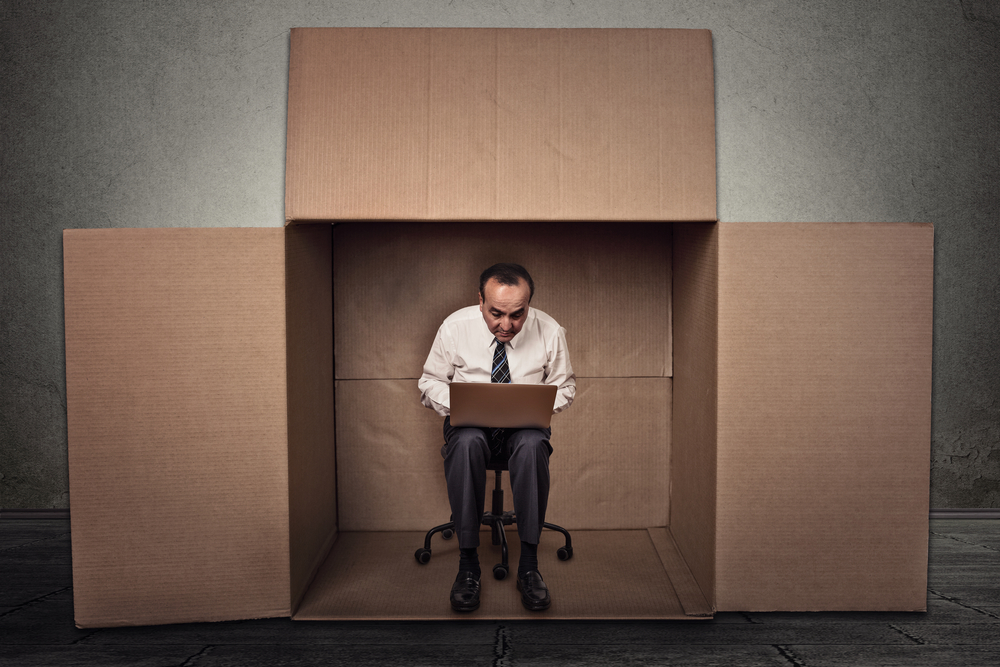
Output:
(442, 528), (454, 540)
(415, 548), (431, 564)
(557, 546), (573, 561)
(493, 564), (509, 580)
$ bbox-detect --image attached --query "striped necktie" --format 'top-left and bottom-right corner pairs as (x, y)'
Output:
(491, 337), (511, 384)
(490, 337), (511, 452)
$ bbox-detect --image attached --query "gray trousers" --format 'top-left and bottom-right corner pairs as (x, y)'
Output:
(442, 416), (552, 549)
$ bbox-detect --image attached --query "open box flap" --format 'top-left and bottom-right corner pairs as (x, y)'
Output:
(714, 222), (934, 611)
(285, 28), (717, 223)
(64, 228), (292, 627)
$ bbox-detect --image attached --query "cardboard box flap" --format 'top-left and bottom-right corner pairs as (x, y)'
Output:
(286, 28), (717, 223)
(714, 222), (934, 611)
(63, 228), (292, 627)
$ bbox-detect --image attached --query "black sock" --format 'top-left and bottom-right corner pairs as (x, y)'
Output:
(459, 547), (480, 578)
(518, 541), (538, 578)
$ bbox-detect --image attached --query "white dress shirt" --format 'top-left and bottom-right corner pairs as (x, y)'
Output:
(419, 305), (576, 417)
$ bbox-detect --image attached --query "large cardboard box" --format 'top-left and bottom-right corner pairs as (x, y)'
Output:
(63, 28), (933, 627)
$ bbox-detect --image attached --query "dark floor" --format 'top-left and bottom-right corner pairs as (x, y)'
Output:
(2, 519), (998, 666)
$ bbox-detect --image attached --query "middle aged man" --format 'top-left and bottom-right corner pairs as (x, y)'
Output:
(418, 263), (576, 612)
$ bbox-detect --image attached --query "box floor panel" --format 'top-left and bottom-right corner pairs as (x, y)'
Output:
(293, 529), (700, 620)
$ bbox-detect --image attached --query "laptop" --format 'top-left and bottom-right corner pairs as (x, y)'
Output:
(449, 382), (558, 429)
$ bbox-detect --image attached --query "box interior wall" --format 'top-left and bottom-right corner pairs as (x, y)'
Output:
(331, 222), (674, 534)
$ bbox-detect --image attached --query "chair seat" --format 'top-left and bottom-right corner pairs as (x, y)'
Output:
(486, 452), (509, 472)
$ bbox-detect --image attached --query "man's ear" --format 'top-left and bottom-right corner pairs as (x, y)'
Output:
(478, 291), (484, 310)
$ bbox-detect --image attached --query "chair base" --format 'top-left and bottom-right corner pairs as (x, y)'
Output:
(415, 516), (573, 579)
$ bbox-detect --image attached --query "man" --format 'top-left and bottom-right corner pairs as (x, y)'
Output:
(418, 263), (576, 612)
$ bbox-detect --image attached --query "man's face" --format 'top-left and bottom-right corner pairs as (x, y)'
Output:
(479, 277), (531, 343)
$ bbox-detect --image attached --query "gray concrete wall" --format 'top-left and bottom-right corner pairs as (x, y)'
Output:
(2, 0), (997, 509)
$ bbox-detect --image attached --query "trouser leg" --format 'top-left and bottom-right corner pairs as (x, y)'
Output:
(442, 417), (490, 549)
(506, 427), (552, 545)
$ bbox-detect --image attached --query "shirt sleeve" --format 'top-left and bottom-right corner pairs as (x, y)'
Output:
(545, 325), (576, 414)
(418, 322), (453, 417)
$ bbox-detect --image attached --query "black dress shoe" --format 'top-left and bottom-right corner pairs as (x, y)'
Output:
(516, 570), (551, 611)
(451, 571), (481, 612)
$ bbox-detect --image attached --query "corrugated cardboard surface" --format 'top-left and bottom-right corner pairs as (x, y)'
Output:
(335, 378), (670, 532)
(286, 28), (716, 222)
(63, 228), (291, 627)
(670, 223), (719, 610)
(285, 225), (337, 610)
(294, 529), (699, 620)
(715, 223), (934, 611)
(332, 222), (672, 380)
(551, 378), (671, 530)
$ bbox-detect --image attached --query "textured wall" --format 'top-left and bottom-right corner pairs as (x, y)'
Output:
(2, 0), (997, 509)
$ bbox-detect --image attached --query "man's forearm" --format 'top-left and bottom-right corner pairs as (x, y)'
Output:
(552, 378), (576, 414)
(419, 377), (451, 417)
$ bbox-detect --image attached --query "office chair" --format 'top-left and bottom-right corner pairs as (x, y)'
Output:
(414, 451), (573, 580)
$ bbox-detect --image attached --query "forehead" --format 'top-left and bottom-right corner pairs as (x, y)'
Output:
(482, 278), (530, 310)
